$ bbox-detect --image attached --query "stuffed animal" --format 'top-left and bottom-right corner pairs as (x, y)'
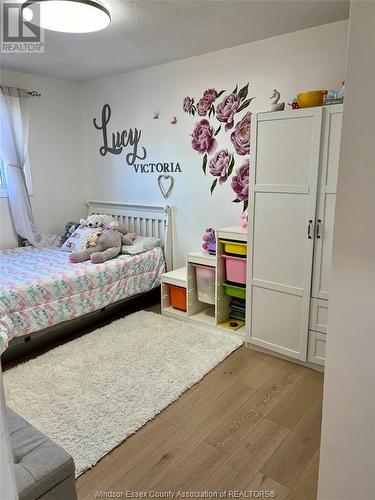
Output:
(70, 220), (136, 264)
(122, 232), (137, 246)
(70, 225), (121, 264)
(202, 227), (216, 255)
(84, 232), (102, 249)
(240, 210), (248, 230)
(109, 221), (136, 246)
(80, 214), (114, 230)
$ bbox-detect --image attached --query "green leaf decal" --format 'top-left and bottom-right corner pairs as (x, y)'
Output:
(238, 83), (249, 101)
(243, 200), (249, 211)
(202, 154), (207, 175)
(227, 156), (235, 176)
(237, 97), (255, 113)
(210, 178), (218, 194)
(217, 89), (226, 98)
(214, 125), (221, 136)
(232, 198), (242, 203)
(233, 84), (238, 94)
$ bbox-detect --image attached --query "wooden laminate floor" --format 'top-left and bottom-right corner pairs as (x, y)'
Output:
(77, 309), (324, 500)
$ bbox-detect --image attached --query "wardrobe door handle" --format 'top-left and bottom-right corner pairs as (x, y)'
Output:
(316, 219), (322, 239)
(307, 220), (313, 239)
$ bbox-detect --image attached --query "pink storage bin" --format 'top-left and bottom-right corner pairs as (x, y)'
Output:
(222, 254), (247, 285)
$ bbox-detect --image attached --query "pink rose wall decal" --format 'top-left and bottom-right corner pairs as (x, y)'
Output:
(191, 119), (217, 155)
(183, 96), (195, 114)
(208, 149), (234, 193)
(216, 92), (240, 131)
(231, 159), (249, 202)
(231, 112), (251, 155)
(183, 83), (253, 209)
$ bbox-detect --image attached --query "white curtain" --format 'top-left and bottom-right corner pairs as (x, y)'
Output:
(0, 87), (58, 247)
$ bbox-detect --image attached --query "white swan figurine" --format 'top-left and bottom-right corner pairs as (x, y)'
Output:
(269, 89), (285, 111)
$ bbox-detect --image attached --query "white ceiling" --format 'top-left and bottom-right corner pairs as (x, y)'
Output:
(0, 0), (349, 82)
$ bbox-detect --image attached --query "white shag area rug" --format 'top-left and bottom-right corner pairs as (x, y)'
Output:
(4, 311), (242, 476)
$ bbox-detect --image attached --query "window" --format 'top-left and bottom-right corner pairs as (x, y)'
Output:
(0, 156), (33, 197)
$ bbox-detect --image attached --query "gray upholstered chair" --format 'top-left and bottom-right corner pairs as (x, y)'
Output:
(7, 408), (77, 500)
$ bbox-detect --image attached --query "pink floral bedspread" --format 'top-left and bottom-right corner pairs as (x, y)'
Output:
(0, 246), (165, 354)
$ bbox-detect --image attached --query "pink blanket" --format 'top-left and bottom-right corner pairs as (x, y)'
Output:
(0, 246), (165, 354)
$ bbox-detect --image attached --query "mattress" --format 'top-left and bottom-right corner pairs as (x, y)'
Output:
(0, 246), (165, 354)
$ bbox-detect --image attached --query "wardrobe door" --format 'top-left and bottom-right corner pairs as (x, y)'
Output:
(247, 108), (322, 360)
(312, 105), (343, 300)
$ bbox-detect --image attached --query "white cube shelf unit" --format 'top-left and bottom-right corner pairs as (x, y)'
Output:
(161, 225), (248, 340)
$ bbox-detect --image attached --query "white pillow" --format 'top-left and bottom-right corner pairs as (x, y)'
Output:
(121, 236), (161, 255)
(60, 226), (100, 252)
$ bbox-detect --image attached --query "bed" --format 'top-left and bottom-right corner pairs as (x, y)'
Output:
(0, 201), (174, 358)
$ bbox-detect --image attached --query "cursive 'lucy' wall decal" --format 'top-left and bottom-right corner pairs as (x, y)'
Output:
(93, 104), (147, 166)
(93, 104), (183, 176)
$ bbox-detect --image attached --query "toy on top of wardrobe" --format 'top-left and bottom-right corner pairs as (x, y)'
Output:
(269, 89), (285, 112)
(324, 81), (345, 105)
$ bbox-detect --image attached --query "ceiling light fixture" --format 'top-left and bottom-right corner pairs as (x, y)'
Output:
(22, 0), (111, 34)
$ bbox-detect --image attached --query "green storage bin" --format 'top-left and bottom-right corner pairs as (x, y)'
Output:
(222, 282), (246, 300)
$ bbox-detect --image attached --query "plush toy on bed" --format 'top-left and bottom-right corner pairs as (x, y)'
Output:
(79, 215), (136, 246)
(69, 217), (136, 264)
(80, 214), (136, 245)
(79, 214), (113, 230)
(84, 231), (102, 249)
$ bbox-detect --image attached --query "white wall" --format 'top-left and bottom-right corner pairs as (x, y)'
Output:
(0, 70), (86, 249)
(0, 22), (348, 258)
(82, 21), (348, 267)
(318, 3), (375, 500)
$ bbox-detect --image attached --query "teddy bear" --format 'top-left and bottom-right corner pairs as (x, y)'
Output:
(70, 219), (136, 264)
(84, 232), (102, 249)
(79, 214), (136, 246)
(79, 214), (114, 230)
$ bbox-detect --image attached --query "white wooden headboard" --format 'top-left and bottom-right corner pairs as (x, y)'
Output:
(86, 200), (174, 271)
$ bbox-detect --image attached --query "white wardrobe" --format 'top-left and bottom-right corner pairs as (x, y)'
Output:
(247, 105), (343, 366)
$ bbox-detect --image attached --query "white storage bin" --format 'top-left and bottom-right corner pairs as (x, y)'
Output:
(193, 264), (215, 305)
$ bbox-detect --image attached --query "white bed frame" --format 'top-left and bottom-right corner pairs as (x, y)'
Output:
(86, 200), (174, 271)
(3, 201), (174, 361)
